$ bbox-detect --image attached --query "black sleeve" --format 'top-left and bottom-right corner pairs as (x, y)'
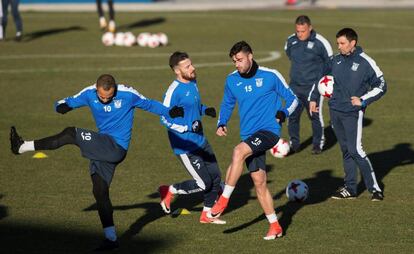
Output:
(56, 103), (73, 114)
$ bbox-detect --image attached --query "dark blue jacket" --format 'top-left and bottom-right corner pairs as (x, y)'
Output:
(311, 46), (387, 112)
(285, 30), (333, 86)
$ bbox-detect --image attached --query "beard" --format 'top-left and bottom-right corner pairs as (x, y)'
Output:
(183, 71), (196, 81)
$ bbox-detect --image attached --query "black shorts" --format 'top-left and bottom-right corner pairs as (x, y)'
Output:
(75, 128), (127, 185)
(243, 130), (279, 172)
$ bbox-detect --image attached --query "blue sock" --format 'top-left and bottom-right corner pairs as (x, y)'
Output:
(104, 226), (117, 241)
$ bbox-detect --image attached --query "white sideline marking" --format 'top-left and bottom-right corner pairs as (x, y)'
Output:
(165, 14), (414, 31)
(0, 51), (281, 74)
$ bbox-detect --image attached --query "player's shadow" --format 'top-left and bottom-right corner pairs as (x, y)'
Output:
(298, 118), (372, 152)
(118, 17), (166, 30)
(83, 191), (204, 241)
(357, 143), (414, 195)
(0, 220), (169, 253)
(0, 194), (8, 221)
(23, 26), (86, 42)
(223, 169), (342, 235)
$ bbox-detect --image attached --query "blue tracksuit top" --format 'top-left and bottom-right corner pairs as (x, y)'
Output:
(218, 65), (298, 140)
(56, 84), (169, 150)
(285, 30), (333, 86)
(160, 79), (207, 155)
(311, 46), (387, 112)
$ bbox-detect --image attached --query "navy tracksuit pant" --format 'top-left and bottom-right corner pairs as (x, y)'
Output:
(1, 0), (23, 35)
(330, 109), (381, 195)
(288, 84), (325, 151)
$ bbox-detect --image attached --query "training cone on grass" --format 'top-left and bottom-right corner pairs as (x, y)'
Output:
(172, 208), (191, 215)
(32, 152), (48, 159)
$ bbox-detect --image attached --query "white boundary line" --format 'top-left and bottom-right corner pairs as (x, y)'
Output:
(0, 51), (281, 74)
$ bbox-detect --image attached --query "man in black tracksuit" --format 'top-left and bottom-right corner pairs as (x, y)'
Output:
(285, 15), (333, 154)
(310, 28), (386, 201)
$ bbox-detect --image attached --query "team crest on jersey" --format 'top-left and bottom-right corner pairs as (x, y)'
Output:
(351, 62), (360, 71)
(186, 91), (190, 96)
(114, 99), (122, 108)
(307, 41), (314, 49)
(255, 78), (263, 87)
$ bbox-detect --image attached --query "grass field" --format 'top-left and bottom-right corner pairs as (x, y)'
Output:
(1, 9), (414, 253)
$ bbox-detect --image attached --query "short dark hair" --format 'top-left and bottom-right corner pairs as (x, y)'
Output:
(336, 28), (358, 45)
(229, 41), (253, 58)
(96, 74), (116, 90)
(295, 15), (311, 25)
(169, 51), (189, 70)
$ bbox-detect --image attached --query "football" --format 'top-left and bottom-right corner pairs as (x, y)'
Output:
(156, 32), (168, 46)
(147, 34), (161, 48)
(318, 75), (334, 98)
(137, 32), (151, 47)
(114, 32), (125, 46)
(286, 180), (309, 202)
(123, 32), (136, 47)
(101, 32), (114, 46)
(270, 138), (290, 158)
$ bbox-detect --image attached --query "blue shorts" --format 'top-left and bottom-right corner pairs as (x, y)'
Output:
(243, 130), (279, 172)
(75, 128), (127, 185)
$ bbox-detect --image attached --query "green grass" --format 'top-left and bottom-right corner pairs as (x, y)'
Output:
(1, 9), (414, 253)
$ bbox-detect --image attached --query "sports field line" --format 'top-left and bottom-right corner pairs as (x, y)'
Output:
(164, 13), (414, 31)
(0, 51), (281, 74)
(0, 50), (273, 60)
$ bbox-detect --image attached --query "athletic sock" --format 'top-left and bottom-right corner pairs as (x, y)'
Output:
(203, 206), (211, 212)
(169, 185), (178, 194)
(265, 213), (278, 224)
(19, 141), (34, 154)
(222, 185), (235, 199)
(104, 226), (117, 241)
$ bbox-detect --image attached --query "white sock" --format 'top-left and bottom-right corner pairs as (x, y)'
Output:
(169, 185), (178, 194)
(266, 213), (278, 224)
(203, 207), (211, 212)
(19, 141), (34, 154)
(104, 226), (117, 241)
(222, 185), (235, 199)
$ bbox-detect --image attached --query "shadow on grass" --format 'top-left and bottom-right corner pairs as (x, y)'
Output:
(297, 117), (372, 152)
(0, 194), (8, 221)
(0, 222), (169, 253)
(23, 26), (86, 42)
(84, 191), (205, 240)
(223, 169), (342, 235)
(357, 142), (414, 194)
(118, 17), (166, 31)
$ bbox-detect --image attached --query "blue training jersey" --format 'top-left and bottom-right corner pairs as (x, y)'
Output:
(160, 79), (207, 155)
(218, 66), (298, 140)
(56, 84), (169, 150)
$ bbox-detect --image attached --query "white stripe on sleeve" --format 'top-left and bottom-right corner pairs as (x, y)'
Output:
(163, 80), (179, 107)
(360, 52), (383, 78)
(316, 33), (333, 57)
(360, 87), (383, 101)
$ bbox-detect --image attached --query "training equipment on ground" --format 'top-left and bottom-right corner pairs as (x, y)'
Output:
(101, 32), (114, 46)
(286, 180), (309, 202)
(32, 152), (48, 159)
(114, 32), (125, 46)
(270, 138), (290, 158)
(155, 32), (168, 46)
(318, 75), (334, 98)
(147, 34), (161, 48)
(123, 32), (136, 47)
(137, 32), (151, 47)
